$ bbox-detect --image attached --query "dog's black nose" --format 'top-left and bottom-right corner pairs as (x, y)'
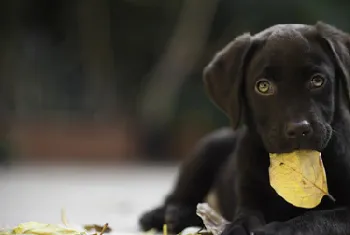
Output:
(285, 120), (312, 138)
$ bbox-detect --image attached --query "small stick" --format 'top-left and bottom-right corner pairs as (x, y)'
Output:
(99, 223), (109, 235)
(61, 208), (69, 227)
(163, 224), (168, 235)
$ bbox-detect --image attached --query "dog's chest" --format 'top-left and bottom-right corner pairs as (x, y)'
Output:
(320, 150), (350, 206)
(322, 165), (350, 206)
(263, 187), (337, 223)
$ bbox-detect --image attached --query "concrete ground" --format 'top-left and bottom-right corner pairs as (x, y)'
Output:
(0, 164), (179, 234)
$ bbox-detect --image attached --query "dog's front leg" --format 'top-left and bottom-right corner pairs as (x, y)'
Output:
(219, 132), (272, 235)
(252, 207), (350, 235)
(220, 177), (270, 235)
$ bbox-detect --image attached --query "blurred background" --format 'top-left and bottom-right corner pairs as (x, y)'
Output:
(1, 0), (350, 230)
(0, 0), (349, 165)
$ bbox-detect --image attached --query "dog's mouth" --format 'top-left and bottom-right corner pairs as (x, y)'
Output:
(261, 123), (333, 154)
(278, 142), (322, 154)
(265, 137), (330, 154)
(269, 147), (319, 155)
(269, 140), (329, 154)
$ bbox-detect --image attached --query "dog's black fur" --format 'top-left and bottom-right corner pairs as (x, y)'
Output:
(139, 22), (350, 235)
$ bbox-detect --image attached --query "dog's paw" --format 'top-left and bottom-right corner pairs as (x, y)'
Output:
(138, 206), (165, 232)
(251, 222), (291, 235)
(221, 215), (263, 235)
(221, 223), (249, 235)
(165, 204), (203, 233)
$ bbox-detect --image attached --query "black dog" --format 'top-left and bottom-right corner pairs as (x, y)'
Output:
(139, 22), (350, 235)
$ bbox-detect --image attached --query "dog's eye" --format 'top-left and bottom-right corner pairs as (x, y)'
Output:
(255, 79), (275, 95)
(309, 74), (325, 89)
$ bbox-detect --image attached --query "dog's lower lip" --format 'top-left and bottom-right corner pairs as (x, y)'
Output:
(269, 148), (319, 154)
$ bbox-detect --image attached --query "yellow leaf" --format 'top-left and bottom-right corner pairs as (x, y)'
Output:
(269, 150), (331, 209)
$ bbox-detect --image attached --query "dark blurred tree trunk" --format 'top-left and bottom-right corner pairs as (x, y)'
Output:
(1, 1), (23, 118)
(77, 0), (117, 120)
(0, 0), (23, 163)
(139, 0), (219, 160)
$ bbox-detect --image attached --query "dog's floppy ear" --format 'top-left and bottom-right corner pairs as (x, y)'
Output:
(203, 33), (253, 129)
(316, 22), (350, 108)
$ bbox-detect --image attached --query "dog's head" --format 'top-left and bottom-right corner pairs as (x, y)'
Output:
(204, 22), (350, 153)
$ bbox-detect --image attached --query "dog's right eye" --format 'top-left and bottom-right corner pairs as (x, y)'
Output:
(255, 79), (275, 95)
(309, 74), (326, 90)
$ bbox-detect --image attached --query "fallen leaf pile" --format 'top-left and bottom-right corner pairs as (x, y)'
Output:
(0, 210), (110, 235)
(0, 222), (87, 235)
(269, 150), (334, 208)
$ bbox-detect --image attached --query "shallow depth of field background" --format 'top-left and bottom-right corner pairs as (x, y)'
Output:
(0, 0), (350, 230)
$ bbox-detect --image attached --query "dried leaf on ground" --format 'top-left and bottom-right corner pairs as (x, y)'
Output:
(83, 224), (111, 234)
(196, 203), (229, 235)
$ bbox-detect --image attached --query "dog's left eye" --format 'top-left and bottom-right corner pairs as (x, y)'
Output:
(309, 74), (325, 89)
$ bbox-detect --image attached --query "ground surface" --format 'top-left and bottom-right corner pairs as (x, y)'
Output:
(0, 164), (178, 234)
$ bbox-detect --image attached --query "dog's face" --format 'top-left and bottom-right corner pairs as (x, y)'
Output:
(204, 23), (350, 153)
(244, 29), (335, 153)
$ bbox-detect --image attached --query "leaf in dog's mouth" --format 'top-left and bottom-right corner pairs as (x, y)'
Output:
(269, 150), (335, 208)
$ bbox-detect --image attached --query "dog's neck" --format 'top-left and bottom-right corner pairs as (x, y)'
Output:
(325, 104), (350, 154)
